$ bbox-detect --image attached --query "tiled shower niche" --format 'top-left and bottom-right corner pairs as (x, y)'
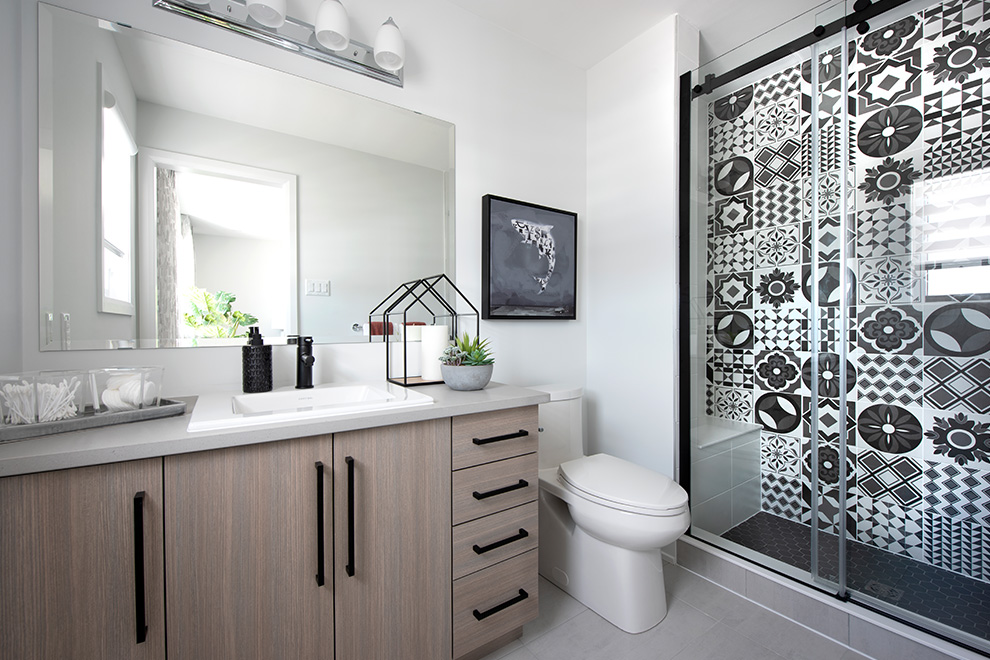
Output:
(703, 0), (990, 603)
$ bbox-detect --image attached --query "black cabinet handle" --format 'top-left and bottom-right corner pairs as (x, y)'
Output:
(472, 429), (528, 445)
(473, 589), (529, 621)
(473, 528), (529, 555)
(345, 456), (355, 577)
(315, 462), (326, 587)
(132, 492), (148, 645)
(473, 479), (528, 500)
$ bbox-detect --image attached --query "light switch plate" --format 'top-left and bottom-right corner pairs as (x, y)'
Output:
(305, 279), (331, 296)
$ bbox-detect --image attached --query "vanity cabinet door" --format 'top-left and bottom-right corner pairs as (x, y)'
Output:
(0, 459), (166, 660)
(164, 436), (333, 660)
(333, 419), (452, 660)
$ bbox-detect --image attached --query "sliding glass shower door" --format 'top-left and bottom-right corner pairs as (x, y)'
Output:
(685, 0), (990, 653)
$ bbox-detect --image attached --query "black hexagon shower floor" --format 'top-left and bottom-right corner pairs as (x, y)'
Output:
(722, 512), (990, 643)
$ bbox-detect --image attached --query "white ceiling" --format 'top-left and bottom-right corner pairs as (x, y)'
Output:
(445, 0), (831, 70)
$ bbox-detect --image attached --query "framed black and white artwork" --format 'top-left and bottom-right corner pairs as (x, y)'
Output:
(482, 194), (577, 320)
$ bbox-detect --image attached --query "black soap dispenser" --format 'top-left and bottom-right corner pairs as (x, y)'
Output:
(242, 326), (273, 393)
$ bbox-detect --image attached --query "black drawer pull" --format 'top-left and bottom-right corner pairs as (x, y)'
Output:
(345, 456), (355, 578)
(473, 528), (529, 555)
(472, 429), (529, 445)
(473, 589), (529, 621)
(132, 492), (148, 645)
(315, 461), (326, 587)
(473, 479), (528, 500)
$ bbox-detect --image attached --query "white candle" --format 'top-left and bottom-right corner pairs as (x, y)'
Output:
(419, 326), (449, 381)
(389, 340), (422, 378)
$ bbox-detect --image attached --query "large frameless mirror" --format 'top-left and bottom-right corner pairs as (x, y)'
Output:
(38, 3), (454, 350)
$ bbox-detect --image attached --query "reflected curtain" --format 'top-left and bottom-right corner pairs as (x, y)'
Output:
(156, 168), (182, 346)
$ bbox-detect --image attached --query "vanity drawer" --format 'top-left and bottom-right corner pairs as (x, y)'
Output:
(453, 501), (538, 580)
(453, 549), (538, 660)
(452, 407), (539, 470)
(453, 452), (538, 525)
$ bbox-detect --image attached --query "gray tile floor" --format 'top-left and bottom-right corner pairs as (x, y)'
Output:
(482, 564), (870, 660)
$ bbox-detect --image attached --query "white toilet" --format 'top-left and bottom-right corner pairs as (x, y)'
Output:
(533, 385), (690, 633)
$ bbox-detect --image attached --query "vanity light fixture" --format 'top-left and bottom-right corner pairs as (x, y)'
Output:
(373, 18), (404, 72)
(153, 0), (404, 87)
(245, 0), (286, 28)
(314, 0), (349, 51)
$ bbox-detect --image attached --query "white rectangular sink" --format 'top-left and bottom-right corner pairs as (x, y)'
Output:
(188, 382), (433, 432)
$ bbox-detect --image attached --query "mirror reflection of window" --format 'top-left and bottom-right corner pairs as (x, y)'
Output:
(100, 87), (137, 314)
(146, 151), (296, 346)
(914, 169), (990, 298)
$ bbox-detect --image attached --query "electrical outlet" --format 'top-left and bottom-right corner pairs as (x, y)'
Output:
(305, 279), (331, 296)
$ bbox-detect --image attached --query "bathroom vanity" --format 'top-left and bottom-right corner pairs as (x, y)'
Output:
(0, 383), (546, 660)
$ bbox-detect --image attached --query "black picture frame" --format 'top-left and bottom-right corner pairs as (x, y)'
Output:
(482, 194), (577, 320)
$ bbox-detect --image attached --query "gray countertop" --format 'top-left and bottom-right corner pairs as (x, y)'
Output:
(0, 383), (549, 477)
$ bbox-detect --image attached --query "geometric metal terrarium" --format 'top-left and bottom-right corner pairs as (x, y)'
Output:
(367, 274), (479, 387)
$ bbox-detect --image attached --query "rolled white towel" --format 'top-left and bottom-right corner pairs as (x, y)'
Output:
(106, 374), (135, 391)
(118, 378), (158, 407)
(101, 388), (131, 412)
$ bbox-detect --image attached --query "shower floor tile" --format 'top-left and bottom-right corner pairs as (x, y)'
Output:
(722, 511), (990, 643)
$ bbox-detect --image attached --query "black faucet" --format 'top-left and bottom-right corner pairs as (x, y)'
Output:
(288, 335), (315, 389)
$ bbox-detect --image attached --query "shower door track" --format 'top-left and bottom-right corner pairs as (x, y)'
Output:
(689, 0), (913, 99)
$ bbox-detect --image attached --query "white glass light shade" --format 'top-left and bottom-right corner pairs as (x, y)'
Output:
(315, 0), (350, 51)
(246, 0), (286, 28)
(374, 17), (405, 72)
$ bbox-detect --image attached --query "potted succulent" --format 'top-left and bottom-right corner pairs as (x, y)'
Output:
(439, 333), (495, 391)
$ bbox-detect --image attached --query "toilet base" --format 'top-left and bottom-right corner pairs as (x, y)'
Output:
(538, 489), (669, 634)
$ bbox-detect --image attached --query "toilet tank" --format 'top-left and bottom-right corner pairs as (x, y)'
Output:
(530, 384), (584, 470)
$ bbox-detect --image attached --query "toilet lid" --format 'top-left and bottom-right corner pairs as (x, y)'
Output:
(558, 453), (689, 513)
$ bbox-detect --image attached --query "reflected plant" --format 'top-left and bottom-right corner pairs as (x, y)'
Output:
(183, 288), (258, 338)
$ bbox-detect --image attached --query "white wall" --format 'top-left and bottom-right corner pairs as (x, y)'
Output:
(10, 0), (587, 395)
(585, 16), (699, 480)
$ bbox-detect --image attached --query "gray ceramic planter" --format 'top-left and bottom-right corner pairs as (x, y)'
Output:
(440, 364), (494, 391)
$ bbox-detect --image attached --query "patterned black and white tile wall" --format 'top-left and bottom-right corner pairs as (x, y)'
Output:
(705, 0), (990, 586)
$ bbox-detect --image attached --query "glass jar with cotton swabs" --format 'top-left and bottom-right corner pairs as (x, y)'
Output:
(0, 370), (97, 427)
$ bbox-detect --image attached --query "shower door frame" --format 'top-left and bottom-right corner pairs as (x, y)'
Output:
(677, 0), (990, 654)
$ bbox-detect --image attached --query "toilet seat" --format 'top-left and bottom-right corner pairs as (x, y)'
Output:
(557, 453), (689, 517)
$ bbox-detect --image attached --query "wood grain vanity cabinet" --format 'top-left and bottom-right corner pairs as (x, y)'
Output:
(333, 419), (451, 659)
(450, 407), (541, 660)
(163, 435), (334, 660)
(0, 400), (540, 660)
(0, 459), (166, 660)
(164, 419), (452, 660)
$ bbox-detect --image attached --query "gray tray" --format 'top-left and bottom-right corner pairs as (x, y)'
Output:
(0, 399), (187, 443)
